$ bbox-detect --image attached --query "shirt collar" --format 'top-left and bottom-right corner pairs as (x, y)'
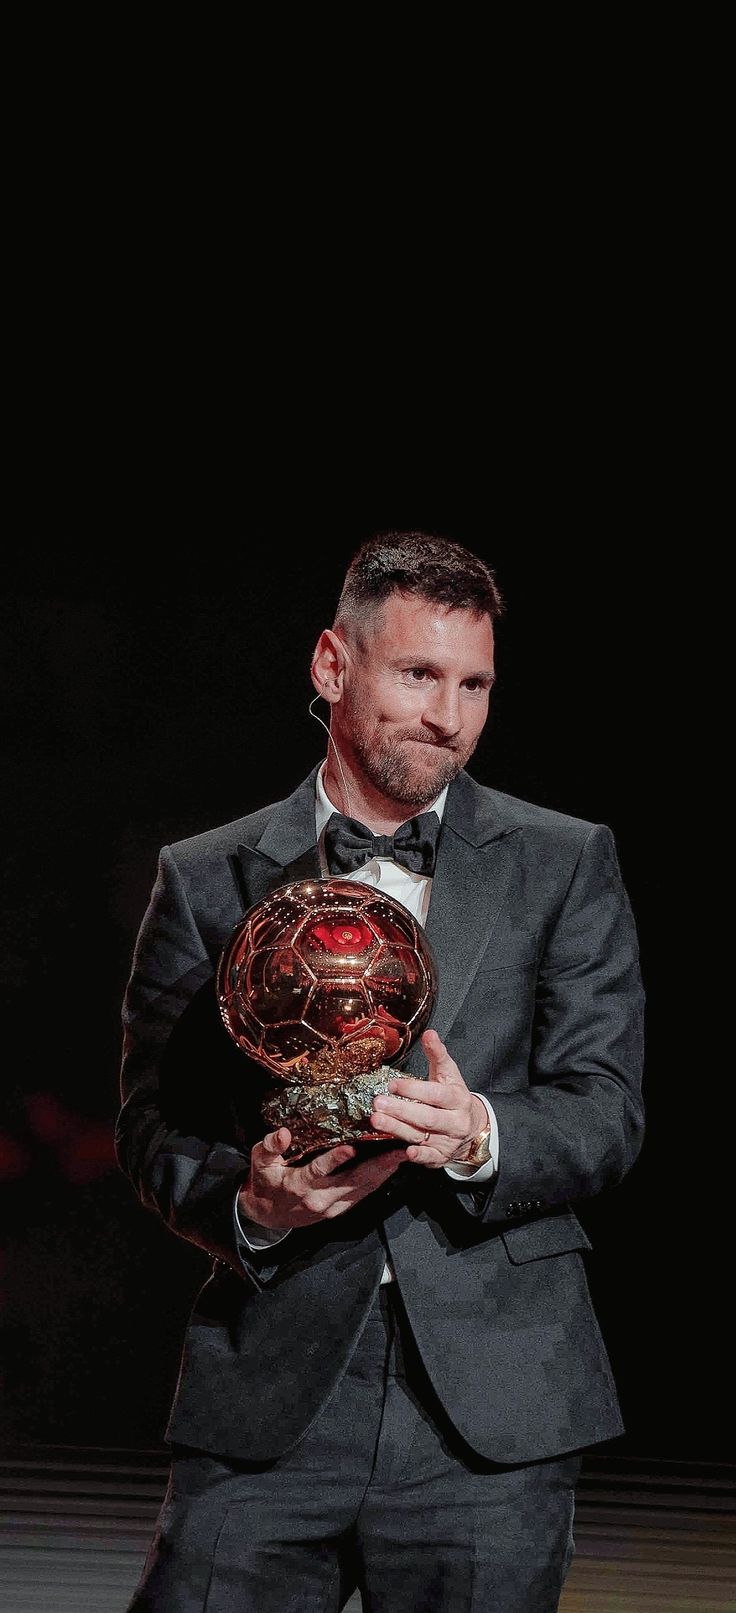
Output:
(315, 762), (448, 838)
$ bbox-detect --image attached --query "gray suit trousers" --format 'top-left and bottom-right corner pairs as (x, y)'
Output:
(127, 1283), (582, 1613)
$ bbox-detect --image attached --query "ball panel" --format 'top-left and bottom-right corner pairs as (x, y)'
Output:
(294, 912), (379, 973)
(307, 880), (369, 901)
(362, 899), (417, 947)
(260, 1021), (327, 1069)
(246, 946), (313, 1020)
(249, 898), (309, 952)
(364, 943), (428, 1024)
(341, 1013), (407, 1062)
(307, 981), (371, 1038)
(219, 995), (264, 1059)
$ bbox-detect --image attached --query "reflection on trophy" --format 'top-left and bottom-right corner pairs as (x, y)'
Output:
(216, 879), (438, 1161)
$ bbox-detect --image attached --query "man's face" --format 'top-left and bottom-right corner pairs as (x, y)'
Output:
(334, 594), (495, 809)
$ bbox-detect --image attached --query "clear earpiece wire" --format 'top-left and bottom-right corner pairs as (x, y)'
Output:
(308, 695), (353, 818)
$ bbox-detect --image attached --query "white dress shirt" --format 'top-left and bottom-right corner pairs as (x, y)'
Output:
(234, 767), (499, 1280)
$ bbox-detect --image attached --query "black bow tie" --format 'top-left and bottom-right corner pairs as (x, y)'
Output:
(324, 810), (441, 878)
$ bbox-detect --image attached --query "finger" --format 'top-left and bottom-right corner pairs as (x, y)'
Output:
(373, 1094), (458, 1135)
(404, 1140), (447, 1167)
(385, 1076), (457, 1109)
(370, 1107), (455, 1147)
(421, 1028), (462, 1082)
(256, 1127), (292, 1162)
(341, 1145), (407, 1189)
(305, 1142), (358, 1178)
(307, 1146), (407, 1218)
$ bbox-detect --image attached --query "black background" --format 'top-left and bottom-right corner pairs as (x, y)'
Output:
(0, 453), (721, 1464)
(0, 7), (727, 1494)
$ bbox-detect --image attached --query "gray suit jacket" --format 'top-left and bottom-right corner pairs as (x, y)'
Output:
(116, 766), (645, 1464)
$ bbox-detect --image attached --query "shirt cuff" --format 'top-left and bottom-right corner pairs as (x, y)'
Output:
(233, 1189), (292, 1251)
(443, 1092), (499, 1182)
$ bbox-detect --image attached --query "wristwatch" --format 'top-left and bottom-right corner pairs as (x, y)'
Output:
(454, 1122), (493, 1169)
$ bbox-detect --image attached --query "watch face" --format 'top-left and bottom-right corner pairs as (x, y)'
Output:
(462, 1128), (492, 1166)
(472, 1142), (490, 1166)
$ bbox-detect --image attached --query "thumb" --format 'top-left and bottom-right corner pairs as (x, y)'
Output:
(421, 1028), (461, 1084)
(256, 1126), (291, 1167)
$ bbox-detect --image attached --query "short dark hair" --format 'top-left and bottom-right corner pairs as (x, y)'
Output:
(334, 530), (504, 631)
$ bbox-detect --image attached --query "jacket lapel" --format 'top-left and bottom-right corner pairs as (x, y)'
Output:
(402, 772), (522, 1074)
(235, 766), (323, 911)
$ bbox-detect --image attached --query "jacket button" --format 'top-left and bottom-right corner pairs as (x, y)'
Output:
(506, 1202), (520, 1217)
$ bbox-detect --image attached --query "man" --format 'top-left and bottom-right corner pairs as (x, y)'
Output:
(116, 531), (645, 1612)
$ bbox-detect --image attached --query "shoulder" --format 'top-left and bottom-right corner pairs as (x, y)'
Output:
(161, 763), (321, 878)
(164, 798), (286, 875)
(456, 775), (623, 903)
(455, 771), (607, 852)
(489, 786), (599, 840)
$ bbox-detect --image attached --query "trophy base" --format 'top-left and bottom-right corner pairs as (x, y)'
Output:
(261, 1065), (402, 1162)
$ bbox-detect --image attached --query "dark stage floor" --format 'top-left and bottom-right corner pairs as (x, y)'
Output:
(0, 1448), (733, 1611)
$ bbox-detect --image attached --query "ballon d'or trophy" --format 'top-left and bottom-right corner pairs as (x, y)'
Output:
(217, 878), (438, 1161)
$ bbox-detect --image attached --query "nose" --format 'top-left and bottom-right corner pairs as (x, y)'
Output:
(423, 683), (462, 738)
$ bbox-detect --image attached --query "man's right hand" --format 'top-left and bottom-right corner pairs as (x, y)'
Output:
(237, 1128), (407, 1230)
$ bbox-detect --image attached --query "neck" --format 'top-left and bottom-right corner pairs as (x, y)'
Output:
(322, 754), (434, 834)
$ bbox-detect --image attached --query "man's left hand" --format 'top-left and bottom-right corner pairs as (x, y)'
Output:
(371, 1028), (488, 1168)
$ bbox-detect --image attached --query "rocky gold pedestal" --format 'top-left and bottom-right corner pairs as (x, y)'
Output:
(262, 1065), (405, 1160)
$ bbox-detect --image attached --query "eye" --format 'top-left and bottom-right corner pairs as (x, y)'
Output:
(404, 667), (431, 682)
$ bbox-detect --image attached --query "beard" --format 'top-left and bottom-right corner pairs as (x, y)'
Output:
(348, 716), (479, 808)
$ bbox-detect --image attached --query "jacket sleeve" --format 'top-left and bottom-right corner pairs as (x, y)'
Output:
(115, 846), (268, 1279)
(454, 822), (646, 1223)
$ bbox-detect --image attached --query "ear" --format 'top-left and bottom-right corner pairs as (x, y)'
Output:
(310, 629), (348, 702)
